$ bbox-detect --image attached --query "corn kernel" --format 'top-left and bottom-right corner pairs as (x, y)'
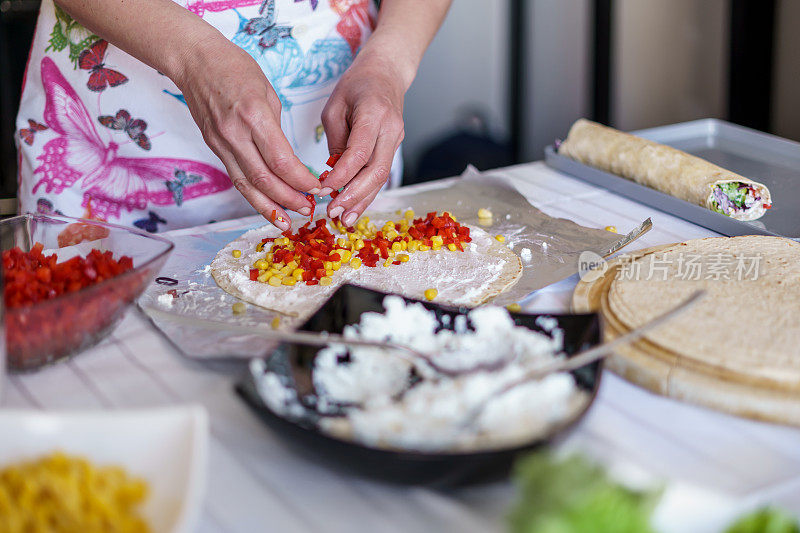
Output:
(340, 250), (352, 262)
(419, 244), (430, 251)
(282, 277), (297, 286)
(324, 261), (333, 270)
(388, 250), (395, 258)
(266, 253), (274, 262)
(447, 243), (457, 251)
(362, 216), (370, 224)
(424, 288), (438, 301)
(355, 239), (365, 250)
(270, 268), (281, 275)
(408, 241), (420, 252)
(404, 209), (415, 219)
(271, 316), (281, 329)
(231, 249), (242, 258)
(254, 259), (269, 270)
(431, 235), (443, 246)
(232, 302), (246, 314)
(257, 272), (271, 283)
(331, 261), (341, 271)
(391, 242), (402, 252)
(605, 225), (618, 233)
(350, 257), (362, 269)
(383, 259), (393, 267)
(268, 275), (282, 287)
(348, 233), (357, 241)
(326, 269), (334, 276)
(432, 243), (442, 251)
(320, 276), (333, 286)
(495, 235), (506, 243)
(506, 303), (522, 313)
(478, 208), (493, 219)
(395, 209), (402, 215)
(292, 268), (304, 281)
(399, 254), (409, 263)
(256, 242), (264, 252)
(280, 265), (293, 276)
(286, 260), (298, 270)
(337, 238), (346, 248)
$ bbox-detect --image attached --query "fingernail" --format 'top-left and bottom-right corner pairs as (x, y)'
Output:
(274, 216), (290, 231)
(309, 187), (320, 195)
(343, 212), (358, 226)
(298, 206), (311, 216)
(329, 206), (343, 219)
(319, 187), (333, 196)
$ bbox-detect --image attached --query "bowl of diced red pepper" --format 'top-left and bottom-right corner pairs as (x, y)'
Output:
(1, 214), (173, 371)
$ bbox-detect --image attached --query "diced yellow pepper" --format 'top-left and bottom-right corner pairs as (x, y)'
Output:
(424, 288), (438, 301)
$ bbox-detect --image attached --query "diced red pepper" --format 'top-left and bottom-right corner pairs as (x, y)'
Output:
(326, 153), (342, 167)
(249, 269), (259, 281)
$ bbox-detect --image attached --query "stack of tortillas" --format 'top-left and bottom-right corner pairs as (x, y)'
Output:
(572, 235), (800, 426)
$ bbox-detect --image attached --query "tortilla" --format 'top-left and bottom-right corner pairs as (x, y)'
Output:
(606, 236), (800, 387)
(558, 119), (772, 220)
(210, 215), (522, 318)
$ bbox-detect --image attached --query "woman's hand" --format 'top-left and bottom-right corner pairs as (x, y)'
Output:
(176, 37), (319, 230)
(320, 45), (408, 227)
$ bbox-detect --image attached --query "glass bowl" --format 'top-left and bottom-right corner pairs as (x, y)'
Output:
(1, 214), (173, 371)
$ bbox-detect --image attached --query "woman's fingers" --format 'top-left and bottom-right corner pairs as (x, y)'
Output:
(231, 140), (314, 217)
(213, 142), (292, 230)
(328, 127), (401, 225)
(321, 100), (348, 161)
(251, 120), (321, 195)
(320, 108), (381, 196)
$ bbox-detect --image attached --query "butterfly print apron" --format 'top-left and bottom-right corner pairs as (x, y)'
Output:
(16, 0), (395, 232)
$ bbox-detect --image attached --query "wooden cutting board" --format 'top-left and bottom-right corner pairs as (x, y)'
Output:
(571, 246), (800, 427)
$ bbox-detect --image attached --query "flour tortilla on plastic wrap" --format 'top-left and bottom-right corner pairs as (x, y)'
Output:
(606, 236), (800, 388)
(210, 215), (523, 319)
(558, 119), (772, 221)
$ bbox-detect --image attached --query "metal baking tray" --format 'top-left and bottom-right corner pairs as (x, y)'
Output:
(545, 119), (800, 238)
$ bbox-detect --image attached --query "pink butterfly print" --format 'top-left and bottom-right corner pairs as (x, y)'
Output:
(98, 109), (151, 151)
(185, 0), (261, 17)
(332, 0), (376, 54)
(33, 57), (232, 220)
(19, 119), (48, 145)
(78, 40), (128, 92)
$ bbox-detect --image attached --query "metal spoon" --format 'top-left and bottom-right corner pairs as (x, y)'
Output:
(460, 290), (705, 427)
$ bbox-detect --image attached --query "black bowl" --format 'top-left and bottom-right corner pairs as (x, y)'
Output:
(236, 284), (602, 487)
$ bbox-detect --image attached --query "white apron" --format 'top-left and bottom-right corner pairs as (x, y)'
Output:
(16, 0), (398, 233)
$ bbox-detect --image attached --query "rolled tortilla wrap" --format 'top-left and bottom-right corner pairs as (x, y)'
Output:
(558, 119), (772, 221)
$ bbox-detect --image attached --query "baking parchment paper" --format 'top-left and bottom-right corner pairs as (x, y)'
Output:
(138, 166), (650, 359)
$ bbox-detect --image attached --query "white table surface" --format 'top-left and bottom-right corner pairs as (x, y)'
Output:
(4, 161), (800, 532)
